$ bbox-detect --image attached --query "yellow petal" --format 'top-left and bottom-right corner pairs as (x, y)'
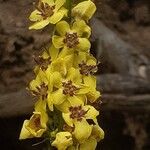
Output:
(19, 120), (33, 140)
(55, 0), (66, 10)
(77, 86), (89, 95)
(84, 105), (99, 120)
(49, 7), (67, 24)
(52, 35), (64, 48)
(62, 113), (73, 127)
(68, 96), (84, 107)
(74, 52), (87, 67)
(67, 67), (82, 84)
(79, 137), (97, 150)
(49, 44), (59, 61)
(50, 89), (66, 105)
(91, 125), (104, 142)
(83, 76), (96, 88)
(52, 132), (73, 150)
(47, 95), (54, 111)
(87, 55), (97, 66)
(74, 119), (92, 142)
(59, 47), (73, 58)
(51, 71), (62, 88)
(29, 10), (42, 22)
(29, 78), (40, 91)
(34, 99), (47, 112)
(56, 20), (70, 36)
(72, 0), (96, 21)
(77, 38), (91, 52)
(72, 20), (91, 38)
(56, 100), (70, 113)
(52, 54), (73, 75)
(29, 19), (50, 30)
(64, 54), (74, 70)
(52, 59), (67, 75)
(86, 90), (101, 103)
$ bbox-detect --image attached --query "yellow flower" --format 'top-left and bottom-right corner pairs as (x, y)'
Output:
(29, 0), (67, 29)
(34, 44), (60, 73)
(79, 124), (104, 150)
(52, 132), (73, 150)
(29, 69), (52, 101)
(72, 52), (100, 102)
(48, 67), (86, 112)
(34, 44), (73, 76)
(52, 20), (91, 56)
(29, 69), (69, 111)
(62, 105), (99, 143)
(72, 0), (96, 21)
(91, 124), (104, 142)
(73, 52), (98, 71)
(19, 109), (48, 139)
(68, 124), (104, 150)
(51, 54), (74, 76)
(79, 137), (97, 150)
(79, 76), (101, 103)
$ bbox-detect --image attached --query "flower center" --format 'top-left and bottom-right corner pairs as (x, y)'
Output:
(69, 106), (88, 121)
(31, 82), (48, 100)
(28, 114), (42, 132)
(62, 80), (78, 96)
(63, 124), (75, 133)
(36, 0), (55, 20)
(34, 55), (51, 71)
(63, 32), (79, 48)
(79, 61), (98, 76)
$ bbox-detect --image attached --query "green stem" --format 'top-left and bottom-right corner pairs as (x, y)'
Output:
(66, 0), (73, 22)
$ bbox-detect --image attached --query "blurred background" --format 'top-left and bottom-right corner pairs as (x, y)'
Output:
(0, 0), (150, 150)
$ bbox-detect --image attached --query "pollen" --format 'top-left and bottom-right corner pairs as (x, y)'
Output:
(63, 32), (79, 48)
(36, 0), (55, 20)
(31, 82), (48, 100)
(69, 106), (88, 121)
(79, 61), (98, 76)
(62, 80), (79, 96)
(34, 55), (51, 71)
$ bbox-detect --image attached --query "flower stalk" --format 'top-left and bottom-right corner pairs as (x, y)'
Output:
(19, 0), (104, 150)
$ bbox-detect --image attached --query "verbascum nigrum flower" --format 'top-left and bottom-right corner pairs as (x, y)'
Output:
(20, 0), (104, 149)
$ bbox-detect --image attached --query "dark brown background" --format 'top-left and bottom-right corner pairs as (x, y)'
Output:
(0, 0), (150, 150)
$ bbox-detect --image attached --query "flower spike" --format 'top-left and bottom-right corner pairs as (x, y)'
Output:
(20, 0), (104, 150)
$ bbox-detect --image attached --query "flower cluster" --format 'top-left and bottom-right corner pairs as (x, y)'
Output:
(19, 0), (104, 149)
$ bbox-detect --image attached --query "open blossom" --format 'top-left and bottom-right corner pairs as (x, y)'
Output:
(34, 45), (74, 76)
(78, 125), (104, 150)
(73, 52), (100, 102)
(52, 132), (73, 150)
(73, 52), (98, 71)
(68, 124), (104, 150)
(62, 105), (99, 142)
(52, 20), (91, 56)
(79, 75), (101, 103)
(29, 0), (67, 29)
(29, 69), (52, 101)
(47, 67), (85, 112)
(19, 100), (48, 139)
